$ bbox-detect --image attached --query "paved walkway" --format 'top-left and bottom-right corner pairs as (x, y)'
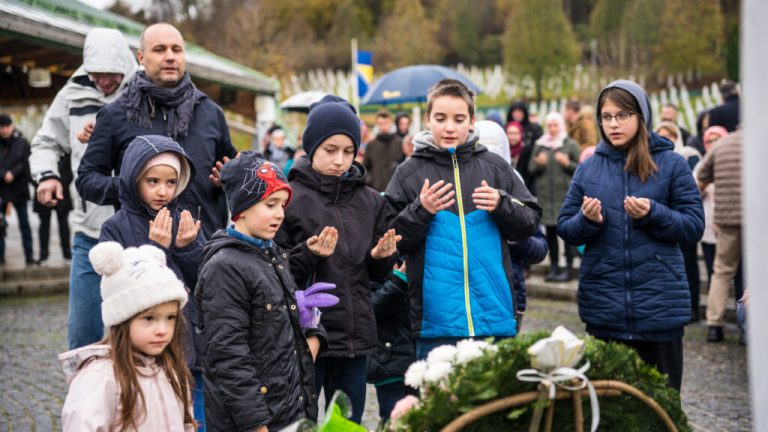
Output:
(0, 295), (750, 431)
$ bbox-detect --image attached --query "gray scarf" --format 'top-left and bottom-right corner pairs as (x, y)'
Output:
(119, 71), (205, 139)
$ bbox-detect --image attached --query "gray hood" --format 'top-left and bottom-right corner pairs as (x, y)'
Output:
(72, 28), (137, 86)
(596, 79), (652, 142)
(412, 129), (480, 152)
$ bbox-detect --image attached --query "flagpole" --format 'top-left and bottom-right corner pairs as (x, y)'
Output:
(351, 38), (360, 114)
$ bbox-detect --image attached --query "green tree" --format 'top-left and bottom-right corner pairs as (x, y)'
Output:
(502, 0), (580, 101)
(621, 0), (664, 73)
(373, 0), (444, 70)
(324, 0), (376, 68)
(588, 0), (631, 69)
(654, 0), (725, 78)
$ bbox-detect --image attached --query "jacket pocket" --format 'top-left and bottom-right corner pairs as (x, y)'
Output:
(655, 255), (684, 281)
(260, 376), (289, 418)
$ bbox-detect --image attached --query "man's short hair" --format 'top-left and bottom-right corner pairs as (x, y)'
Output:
(565, 100), (581, 112)
(426, 79), (475, 117)
(719, 80), (739, 98)
(0, 113), (12, 126)
(376, 109), (392, 120)
(663, 103), (679, 112)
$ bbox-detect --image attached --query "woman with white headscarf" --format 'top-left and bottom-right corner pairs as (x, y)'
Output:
(528, 112), (580, 282)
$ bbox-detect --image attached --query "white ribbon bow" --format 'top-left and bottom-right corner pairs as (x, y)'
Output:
(516, 360), (600, 432)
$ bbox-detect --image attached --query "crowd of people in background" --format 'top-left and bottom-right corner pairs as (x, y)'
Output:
(0, 21), (749, 432)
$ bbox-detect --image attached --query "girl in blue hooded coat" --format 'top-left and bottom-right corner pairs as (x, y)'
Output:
(557, 81), (704, 391)
(98, 134), (206, 427)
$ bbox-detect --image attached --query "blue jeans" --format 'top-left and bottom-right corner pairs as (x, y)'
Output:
(314, 356), (368, 424)
(0, 199), (33, 261)
(67, 233), (104, 349)
(192, 370), (206, 432)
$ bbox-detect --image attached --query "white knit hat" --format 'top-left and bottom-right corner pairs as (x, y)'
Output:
(89, 242), (188, 327)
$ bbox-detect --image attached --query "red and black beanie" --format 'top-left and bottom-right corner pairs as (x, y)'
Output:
(220, 151), (292, 221)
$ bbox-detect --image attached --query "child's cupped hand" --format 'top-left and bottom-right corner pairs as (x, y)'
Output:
(175, 210), (201, 248)
(148, 207), (173, 248)
(371, 229), (402, 259)
(307, 226), (338, 257)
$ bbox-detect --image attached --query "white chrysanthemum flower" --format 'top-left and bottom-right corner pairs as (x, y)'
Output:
(404, 360), (428, 388)
(426, 344), (458, 365)
(454, 340), (486, 364)
(423, 361), (453, 384)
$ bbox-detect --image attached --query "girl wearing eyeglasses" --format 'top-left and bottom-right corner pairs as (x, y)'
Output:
(557, 80), (704, 392)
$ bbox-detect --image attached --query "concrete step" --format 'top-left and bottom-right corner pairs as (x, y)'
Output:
(0, 277), (70, 297)
(0, 265), (69, 297)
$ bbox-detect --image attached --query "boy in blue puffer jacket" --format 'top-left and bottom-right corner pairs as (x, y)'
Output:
(384, 79), (542, 359)
(97, 134), (206, 426)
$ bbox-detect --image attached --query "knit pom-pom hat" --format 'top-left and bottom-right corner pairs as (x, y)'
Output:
(89, 242), (188, 327)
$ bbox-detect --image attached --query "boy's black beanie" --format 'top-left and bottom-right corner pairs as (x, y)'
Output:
(302, 95), (361, 160)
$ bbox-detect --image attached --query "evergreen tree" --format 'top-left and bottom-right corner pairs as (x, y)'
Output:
(654, 0), (725, 78)
(502, 0), (580, 101)
(373, 0), (444, 70)
(588, 0), (631, 69)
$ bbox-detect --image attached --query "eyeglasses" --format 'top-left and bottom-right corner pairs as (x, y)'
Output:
(599, 111), (634, 125)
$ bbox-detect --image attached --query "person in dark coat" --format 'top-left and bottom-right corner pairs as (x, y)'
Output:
(97, 134), (207, 427)
(386, 80), (542, 359)
(363, 110), (403, 192)
(76, 23), (237, 240)
(506, 100), (544, 194)
(33, 154), (72, 264)
(558, 80), (704, 391)
(275, 95), (400, 425)
(508, 227), (548, 331)
(708, 80), (740, 132)
(197, 153), (328, 432)
(367, 262), (417, 426)
(0, 114), (34, 265)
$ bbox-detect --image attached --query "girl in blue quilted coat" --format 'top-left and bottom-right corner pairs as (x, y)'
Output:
(557, 80), (704, 391)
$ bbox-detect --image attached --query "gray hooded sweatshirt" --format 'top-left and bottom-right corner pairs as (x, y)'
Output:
(29, 28), (137, 239)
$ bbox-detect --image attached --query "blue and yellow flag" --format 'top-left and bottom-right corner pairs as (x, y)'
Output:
(356, 50), (373, 99)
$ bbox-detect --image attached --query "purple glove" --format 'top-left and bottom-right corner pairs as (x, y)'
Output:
(295, 282), (339, 329)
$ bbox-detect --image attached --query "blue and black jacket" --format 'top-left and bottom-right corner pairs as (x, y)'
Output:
(385, 132), (541, 339)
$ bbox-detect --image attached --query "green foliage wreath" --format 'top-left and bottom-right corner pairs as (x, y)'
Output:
(391, 333), (690, 432)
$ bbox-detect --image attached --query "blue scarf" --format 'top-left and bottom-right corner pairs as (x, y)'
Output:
(226, 225), (273, 250)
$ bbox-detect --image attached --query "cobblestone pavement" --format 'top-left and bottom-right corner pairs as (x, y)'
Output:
(0, 295), (751, 431)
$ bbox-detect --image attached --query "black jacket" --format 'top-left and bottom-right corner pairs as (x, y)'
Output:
(276, 156), (395, 357)
(196, 231), (323, 431)
(506, 101), (543, 193)
(0, 130), (31, 203)
(363, 132), (403, 192)
(75, 94), (237, 238)
(367, 271), (415, 384)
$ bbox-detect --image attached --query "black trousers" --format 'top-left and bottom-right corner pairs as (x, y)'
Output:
(545, 225), (574, 268)
(36, 204), (71, 259)
(597, 337), (683, 391)
(680, 241), (700, 315)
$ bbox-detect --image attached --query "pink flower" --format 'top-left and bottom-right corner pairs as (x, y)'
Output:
(390, 395), (420, 422)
